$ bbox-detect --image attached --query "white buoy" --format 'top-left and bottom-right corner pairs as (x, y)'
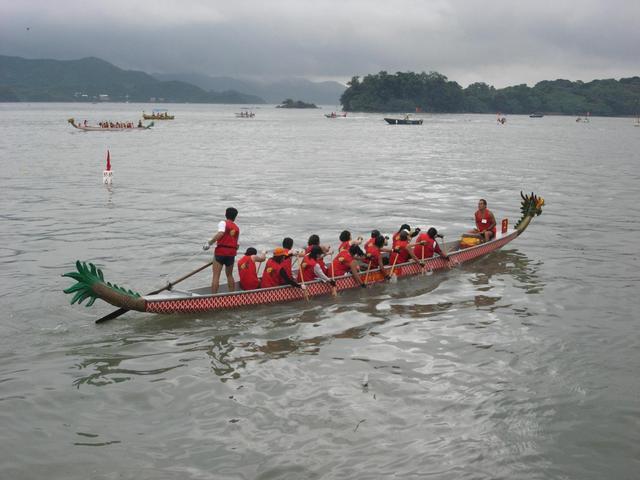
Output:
(103, 149), (112, 185)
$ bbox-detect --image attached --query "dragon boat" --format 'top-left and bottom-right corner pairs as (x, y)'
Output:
(142, 110), (174, 120)
(63, 193), (544, 321)
(68, 118), (153, 131)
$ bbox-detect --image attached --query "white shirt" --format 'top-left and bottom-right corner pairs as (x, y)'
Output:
(217, 220), (226, 232)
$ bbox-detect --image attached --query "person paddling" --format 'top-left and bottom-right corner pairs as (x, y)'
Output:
(305, 234), (331, 275)
(392, 224), (420, 249)
(331, 244), (368, 287)
(280, 237), (296, 278)
(364, 229), (381, 250)
(413, 227), (449, 261)
(203, 207), (240, 293)
(298, 245), (337, 287)
(390, 230), (424, 266)
(260, 247), (304, 289)
(364, 235), (392, 279)
(338, 230), (364, 252)
(471, 199), (497, 242)
(237, 248), (267, 291)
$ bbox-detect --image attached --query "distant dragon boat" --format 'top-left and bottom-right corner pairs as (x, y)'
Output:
(63, 193), (544, 321)
(68, 118), (153, 131)
(142, 109), (174, 120)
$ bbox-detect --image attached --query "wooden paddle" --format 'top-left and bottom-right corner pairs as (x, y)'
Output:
(389, 249), (401, 283)
(95, 260), (214, 324)
(293, 255), (309, 301)
(329, 253), (337, 297)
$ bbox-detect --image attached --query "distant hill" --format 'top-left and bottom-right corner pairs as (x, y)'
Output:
(0, 55), (265, 103)
(153, 72), (346, 105)
(341, 70), (640, 116)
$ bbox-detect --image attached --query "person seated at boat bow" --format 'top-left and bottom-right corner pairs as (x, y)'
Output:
(390, 230), (424, 266)
(331, 244), (367, 287)
(471, 199), (497, 242)
(260, 248), (304, 289)
(413, 228), (449, 261)
(298, 245), (336, 287)
(236, 248), (267, 291)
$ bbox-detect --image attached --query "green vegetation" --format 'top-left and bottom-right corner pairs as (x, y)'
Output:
(0, 55), (265, 104)
(276, 98), (318, 109)
(341, 71), (640, 116)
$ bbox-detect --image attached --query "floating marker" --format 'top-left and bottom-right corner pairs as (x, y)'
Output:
(103, 149), (113, 185)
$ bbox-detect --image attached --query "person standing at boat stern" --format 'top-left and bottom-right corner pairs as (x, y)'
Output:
(203, 207), (240, 293)
(472, 199), (497, 242)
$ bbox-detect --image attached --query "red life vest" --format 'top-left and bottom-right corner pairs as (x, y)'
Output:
(260, 258), (282, 288)
(364, 244), (382, 268)
(364, 238), (376, 250)
(475, 209), (496, 235)
(413, 233), (438, 259)
(281, 249), (292, 278)
(338, 240), (350, 252)
(298, 255), (318, 282)
(237, 255), (259, 290)
(332, 251), (354, 276)
(305, 245), (328, 275)
(390, 240), (410, 265)
(392, 231), (403, 249)
(215, 220), (240, 256)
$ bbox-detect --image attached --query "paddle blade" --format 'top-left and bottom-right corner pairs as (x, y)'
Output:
(95, 307), (128, 324)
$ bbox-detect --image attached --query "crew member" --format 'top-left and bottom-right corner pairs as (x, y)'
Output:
(204, 207), (240, 293)
(364, 235), (391, 279)
(364, 229), (381, 250)
(413, 227), (449, 260)
(298, 245), (336, 287)
(331, 244), (367, 287)
(472, 199), (497, 242)
(390, 230), (424, 265)
(260, 248), (303, 289)
(306, 234), (331, 275)
(338, 230), (363, 252)
(392, 224), (420, 248)
(280, 237), (295, 278)
(237, 248), (267, 290)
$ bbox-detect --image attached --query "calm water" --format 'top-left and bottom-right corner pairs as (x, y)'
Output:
(1, 103), (639, 479)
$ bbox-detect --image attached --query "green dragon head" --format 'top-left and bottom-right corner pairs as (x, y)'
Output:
(515, 191), (545, 231)
(63, 260), (141, 308)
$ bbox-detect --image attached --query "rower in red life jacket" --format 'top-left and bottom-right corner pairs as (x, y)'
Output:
(390, 230), (424, 266)
(237, 248), (267, 291)
(298, 245), (337, 287)
(260, 247), (304, 289)
(280, 237), (295, 278)
(305, 234), (331, 275)
(471, 199), (497, 242)
(413, 227), (449, 261)
(364, 235), (392, 279)
(364, 229), (381, 250)
(331, 244), (367, 287)
(338, 230), (364, 252)
(203, 207), (240, 293)
(392, 224), (420, 249)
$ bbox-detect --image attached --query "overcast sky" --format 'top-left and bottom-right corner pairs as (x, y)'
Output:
(1, 0), (638, 87)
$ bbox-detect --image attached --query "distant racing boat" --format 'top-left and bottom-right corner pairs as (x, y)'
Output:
(67, 118), (153, 131)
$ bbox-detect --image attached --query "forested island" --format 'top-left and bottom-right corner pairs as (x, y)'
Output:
(276, 98), (318, 109)
(340, 71), (640, 116)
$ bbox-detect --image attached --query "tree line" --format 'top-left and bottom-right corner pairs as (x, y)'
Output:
(340, 71), (640, 116)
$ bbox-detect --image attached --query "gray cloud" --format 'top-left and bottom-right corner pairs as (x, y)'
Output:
(1, 0), (638, 87)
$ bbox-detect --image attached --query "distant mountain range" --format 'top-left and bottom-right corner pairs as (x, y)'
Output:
(0, 55), (258, 103)
(153, 72), (346, 105)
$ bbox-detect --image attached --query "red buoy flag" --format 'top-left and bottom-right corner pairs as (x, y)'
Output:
(106, 150), (111, 171)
